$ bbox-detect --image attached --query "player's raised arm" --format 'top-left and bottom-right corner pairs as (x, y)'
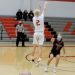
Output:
(43, 1), (48, 11)
(39, 1), (48, 14)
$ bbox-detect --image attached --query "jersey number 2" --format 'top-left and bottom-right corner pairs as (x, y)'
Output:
(36, 20), (40, 26)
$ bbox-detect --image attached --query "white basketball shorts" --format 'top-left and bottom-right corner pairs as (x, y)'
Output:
(33, 32), (44, 45)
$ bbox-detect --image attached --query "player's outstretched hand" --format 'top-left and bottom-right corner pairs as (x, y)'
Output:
(45, 1), (48, 4)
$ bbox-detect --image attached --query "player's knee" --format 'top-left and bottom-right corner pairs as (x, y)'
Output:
(56, 55), (60, 59)
(39, 42), (43, 46)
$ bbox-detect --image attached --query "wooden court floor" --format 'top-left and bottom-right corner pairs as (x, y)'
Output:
(0, 45), (75, 75)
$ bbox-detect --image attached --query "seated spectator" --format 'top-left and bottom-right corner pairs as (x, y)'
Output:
(23, 10), (28, 21)
(28, 10), (34, 21)
(16, 9), (22, 20)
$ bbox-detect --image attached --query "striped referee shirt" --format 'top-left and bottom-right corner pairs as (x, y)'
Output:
(16, 24), (25, 33)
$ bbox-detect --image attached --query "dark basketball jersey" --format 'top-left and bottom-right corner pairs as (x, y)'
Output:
(51, 39), (64, 53)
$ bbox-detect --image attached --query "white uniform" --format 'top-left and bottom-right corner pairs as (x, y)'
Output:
(33, 13), (44, 45)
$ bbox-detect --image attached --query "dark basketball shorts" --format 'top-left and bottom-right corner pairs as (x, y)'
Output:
(49, 50), (60, 57)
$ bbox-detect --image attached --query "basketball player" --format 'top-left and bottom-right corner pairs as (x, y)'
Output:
(44, 33), (65, 72)
(31, 1), (48, 63)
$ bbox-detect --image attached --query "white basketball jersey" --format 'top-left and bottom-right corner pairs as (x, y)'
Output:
(33, 13), (44, 33)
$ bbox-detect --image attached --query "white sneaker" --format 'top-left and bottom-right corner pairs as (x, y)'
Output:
(52, 67), (57, 73)
(44, 65), (48, 72)
(35, 58), (42, 66)
(36, 62), (40, 67)
(37, 58), (41, 62)
(31, 56), (34, 62)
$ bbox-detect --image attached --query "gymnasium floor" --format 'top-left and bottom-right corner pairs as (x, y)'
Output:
(0, 43), (75, 75)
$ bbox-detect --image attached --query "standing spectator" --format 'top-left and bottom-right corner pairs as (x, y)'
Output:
(28, 10), (34, 21)
(16, 21), (25, 47)
(0, 22), (3, 40)
(16, 9), (22, 20)
(23, 10), (28, 21)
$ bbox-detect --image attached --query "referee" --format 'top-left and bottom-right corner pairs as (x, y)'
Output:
(16, 21), (25, 47)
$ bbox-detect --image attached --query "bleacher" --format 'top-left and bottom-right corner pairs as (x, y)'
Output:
(0, 17), (54, 43)
(45, 17), (75, 42)
(0, 17), (75, 43)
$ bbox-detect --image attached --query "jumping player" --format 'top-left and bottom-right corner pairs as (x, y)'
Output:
(31, 1), (48, 63)
(44, 33), (65, 72)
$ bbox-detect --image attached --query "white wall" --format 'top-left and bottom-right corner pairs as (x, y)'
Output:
(0, 0), (20, 16)
(0, 0), (30, 16)
(0, 0), (75, 18)
(31, 0), (75, 18)
(21, 0), (30, 12)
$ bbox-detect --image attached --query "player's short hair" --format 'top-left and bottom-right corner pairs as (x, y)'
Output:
(33, 9), (41, 17)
